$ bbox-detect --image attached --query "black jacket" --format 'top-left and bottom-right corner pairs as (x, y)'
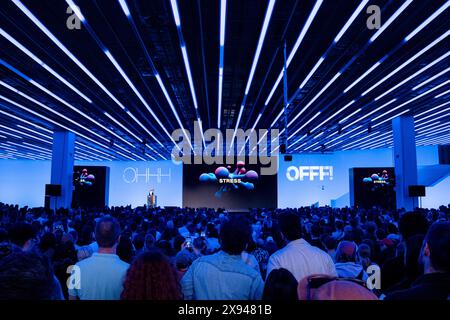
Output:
(385, 272), (450, 300)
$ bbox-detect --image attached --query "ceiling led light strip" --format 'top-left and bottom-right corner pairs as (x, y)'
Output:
(116, 150), (136, 161)
(239, 113), (263, 155)
(417, 123), (450, 135)
(117, 0), (190, 151)
(369, 0), (413, 43)
(103, 47), (178, 148)
(217, 0), (227, 128)
(286, 1), (410, 131)
(9, 142), (52, 155)
(75, 142), (116, 159)
(338, 108), (362, 124)
(380, 79), (450, 119)
(233, 0), (276, 135)
(304, 141), (321, 151)
(288, 111), (321, 140)
(0, 96), (132, 160)
(0, 109), (52, 133)
(258, 1), (368, 131)
(343, 62), (381, 93)
(342, 98), (397, 130)
(0, 80), (109, 143)
(103, 112), (142, 143)
(412, 66), (450, 91)
(288, 72), (341, 127)
(12, 0), (163, 149)
(16, 125), (52, 140)
(415, 101), (450, 122)
(290, 134), (307, 148)
(0, 60), (136, 149)
(375, 52), (450, 101)
(325, 126), (363, 149)
(416, 121), (440, 131)
(372, 109), (411, 128)
(294, 141), (308, 151)
(0, 29), (92, 103)
(169, 0), (205, 148)
(349, 2), (450, 97)
(362, 30), (450, 97)
(0, 33), (156, 149)
(434, 89), (450, 99)
(264, 0), (323, 108)
(340, 131), (381, 149)
(404, 1), (450, 42)
(343, 131), (392, 150)
(286, 3), (449, 136)
(0, 125), (51, 144)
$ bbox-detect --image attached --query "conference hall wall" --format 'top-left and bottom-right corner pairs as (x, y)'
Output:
(277, 145), (442, 208)
(0, 160), (182, 208)
(0, 145), (447, 209)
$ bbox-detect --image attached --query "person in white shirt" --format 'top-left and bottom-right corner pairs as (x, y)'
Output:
(69, 216), (129, 300)
(267, 213), (337, 282)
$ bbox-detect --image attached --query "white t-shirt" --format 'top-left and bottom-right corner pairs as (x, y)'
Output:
(68, 253), (129, 300)
(267, 238), (337, 282)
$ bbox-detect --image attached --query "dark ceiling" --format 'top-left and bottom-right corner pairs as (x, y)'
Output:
(0, 0), (449, 161)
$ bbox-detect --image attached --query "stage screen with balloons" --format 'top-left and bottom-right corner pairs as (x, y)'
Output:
(182, 158), (277, 210)
(351, 167), (396, 210)
(72, 166), (109, 208)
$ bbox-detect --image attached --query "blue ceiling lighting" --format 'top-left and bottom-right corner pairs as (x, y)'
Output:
(217, 0), (227, 129)
(169, 0), (205, 148)
(0, 0), (448, 159)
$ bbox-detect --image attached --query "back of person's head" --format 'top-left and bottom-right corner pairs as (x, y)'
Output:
(79, 225), (94, 246)
(365, 222), (377, 234)
(121, 249), (181, 300)
(310, 224), (321, 238)
(278, 213), (301, 242)
(335, 241), (357, 263)
(175, 249), (195, 271)
(423, 222), (450, 273)
(8, 222), (36, 248)
(263, 268), (298, 300)
(155, 240), (175, 257)
(39, 232), (56, 252)
(133, 232), (146, 251)
(0, 228), (8, 243)
(399, 212), (429, 241)
(297, 275), (378, 300)
(53, 241), (77, 262)
(144, 233), (156, 251)
(323, 236), (337, 251)
(117, 236), (134, 263)
(376, 228), (386, 240)
(95, 216), (120, 248)
(357, 243), (371, 260)
(206, 223), (218, 238)
(193, 237), (207, 254)
(173, 235), (186, 253)
(357, 243), (372, 269)
(0, 251), (56, 300)
(404, 234), (424, 278)
(219, 216), (251, 255)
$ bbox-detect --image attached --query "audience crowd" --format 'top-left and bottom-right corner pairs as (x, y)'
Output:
(0, 202), (449, 300)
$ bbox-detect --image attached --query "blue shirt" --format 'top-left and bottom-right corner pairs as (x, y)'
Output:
(68, 253), (129, 300)
(181, 251), (264, 300)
